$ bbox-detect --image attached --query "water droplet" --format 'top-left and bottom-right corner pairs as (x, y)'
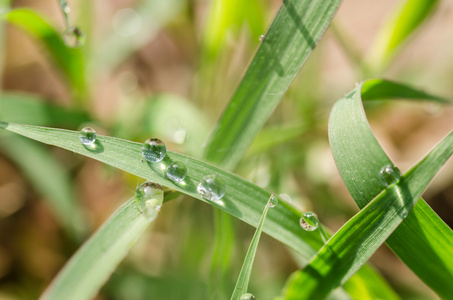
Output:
(279, 193), (292, 204)
(269, 193), (278, 208)
(62, 26), (86, 48)
(379, 164), (401, 187)
(300, 212), (319, 231)
(79, 127), (97, 146)
(240, 293), (256, 300)
(142, 138), (166, 163)
(135, 181), (164, 221)
(197, 174), (226, 201)
(166, 161), (187, 182)
(259, 34), (265, 42)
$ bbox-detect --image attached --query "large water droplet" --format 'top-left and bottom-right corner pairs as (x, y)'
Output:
(79, 127), (97, 146)
(300, 212), (319, 231)
(135, 181), (164, 221)
(197, 174), (226, 201)
(269, 193), (278, 208)
(62, 26), (86, 48)
(379, 164), (401, 187)
(142, 138), (166, 163)
(240, 293), (256, 300)
(166, 161), (187, 182)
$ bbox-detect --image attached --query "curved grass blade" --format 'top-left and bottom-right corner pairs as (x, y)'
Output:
(203, 0), (342, 170)
(40, 197), (153, 300)
(367, 0), (439, 70)
(231, 196), (272, 299)
(1, 9), (86, 100)
(283, 126), (453, 298)
(328, 82), (453, 298)
(0, 122), (400, 298)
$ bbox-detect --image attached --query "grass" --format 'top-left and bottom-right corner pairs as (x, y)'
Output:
(0, 0), (452, 299)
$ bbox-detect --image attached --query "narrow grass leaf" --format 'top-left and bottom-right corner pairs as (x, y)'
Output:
(282, 128), (453, 299)
(1, 9), (86, 99)
(328, 82), (453, 298)
(231, 197), (271, 299)
(40, 197), (153, 300)
(0, 122), (397, 298)
(203, 0), (342, 170)
(367, 0), (439, 70)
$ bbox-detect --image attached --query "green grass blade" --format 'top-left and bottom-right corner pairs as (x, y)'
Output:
(40, 197), (153, 300)
(0, 93), (91, 128)
(1, 9), (86, 100)
(367, 0), (439, 70)
(282, 127), (453, 299)
(0, 121), (322, 261)
(231, 197), (271, 299)
(328, 82), (453, 298)
(203, 0), (342, 169)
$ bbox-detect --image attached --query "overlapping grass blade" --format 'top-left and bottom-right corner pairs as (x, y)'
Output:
(1, 9), (86, 99)
(40, 197), (152, 300)
(327, 82), (453, 298)
(367, 0), (439, 70)
(231, 197), (271, 299)
(282, 127), (453, 299)
(203, 0), (342, 170)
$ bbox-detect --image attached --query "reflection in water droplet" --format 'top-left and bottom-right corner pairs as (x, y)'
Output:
(79, 127), (97, 146)
(240, 293), (256, 300)
(135, 181), (164, 221)
(279, 193), (292, 204)
(62, 26), (86, 48)
(166, 161), (187, 182)
(269, 193), (278, 208)
(197, 174), (226, 201)
(112, 8), (142, 37)
(259, 34), (265, 42)
(379, 164), (401, 187)
(300, 212), (319, 231)
(142, 138), (166, 163)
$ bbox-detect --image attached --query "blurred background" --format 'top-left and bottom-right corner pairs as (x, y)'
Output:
(0, 0), (452, 299)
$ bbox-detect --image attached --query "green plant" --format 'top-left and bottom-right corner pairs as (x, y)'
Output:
(0, 0), (452, 299)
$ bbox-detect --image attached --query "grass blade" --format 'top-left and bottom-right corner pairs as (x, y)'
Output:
(231, 196), (272, 299)
(367, 0), (439, 70)
(203, 0), (342, 169)
(40, 197), (153, 300)
(282, 127), (453, 299)
(328, 82), (453, 298)
(1, 9), (86, 100)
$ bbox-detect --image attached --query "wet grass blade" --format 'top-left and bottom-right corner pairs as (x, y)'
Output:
(203, 0), (342, 170)
(1, 9), (86, 100)
(40, 197), (152, 300)
(327, 82), (453, 298)
(282, 127), (453, 299)
(231, 197), (271, 299)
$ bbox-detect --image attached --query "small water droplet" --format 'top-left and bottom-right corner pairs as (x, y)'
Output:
(269, 193), (278, 208)
(379, 164), (401, 187)
(142, 138), (166, 163)
(300, 212), (319, 231)
(197, 174), (226, 201)
(79, 127), (96, 146)
(62, 26), (86, 48)
(279, 193), (292, 204)
(259, 34), (265, 42)
(166, 161), (187, 182)
(240, 293), (256, 300)
(135, 181), (163, 221)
